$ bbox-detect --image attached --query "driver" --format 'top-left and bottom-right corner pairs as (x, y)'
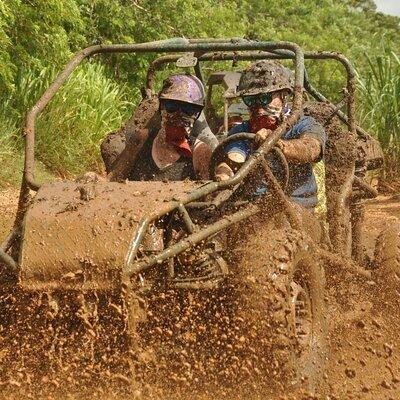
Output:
(104, 74), (217, 181)
(215, 60), (326, 209)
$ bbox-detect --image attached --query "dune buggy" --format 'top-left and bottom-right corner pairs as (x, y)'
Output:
(0, 38), (392, 396)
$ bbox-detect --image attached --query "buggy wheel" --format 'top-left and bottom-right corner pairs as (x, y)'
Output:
(234, 226), (327, 396)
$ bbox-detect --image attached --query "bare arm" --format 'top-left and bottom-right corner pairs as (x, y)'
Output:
(193, 139), (213, 180)
(276, 135), (322, 164)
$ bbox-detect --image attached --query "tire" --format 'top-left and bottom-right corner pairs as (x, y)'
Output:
(233, 226), (327, 396)
(374, 221), (400, 284)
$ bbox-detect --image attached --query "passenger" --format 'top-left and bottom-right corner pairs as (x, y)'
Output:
(215, 60), (326, 209)
(103, 74), (218, 181)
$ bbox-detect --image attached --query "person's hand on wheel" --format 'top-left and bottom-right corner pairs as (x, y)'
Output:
(214, 162), (234, 181)
(255, 128), (273, 147)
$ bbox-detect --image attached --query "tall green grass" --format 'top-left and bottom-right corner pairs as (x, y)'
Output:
(0, 62), (136, 186)
(0, 106), (22, 187)
(0, 113), (55, 188)
(357, 51), (400, 175)
(25, 63), (135, 176)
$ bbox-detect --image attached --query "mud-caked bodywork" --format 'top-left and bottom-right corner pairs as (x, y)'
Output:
(19, 180), (202, 291)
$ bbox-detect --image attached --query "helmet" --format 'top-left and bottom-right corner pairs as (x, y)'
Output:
(237, 60), (294, 97)
(159, 74), (205, 107)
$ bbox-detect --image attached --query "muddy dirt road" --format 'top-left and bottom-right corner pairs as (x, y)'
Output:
(325, 196), (400, 400)
(0, 189), (399, 399)
(0, 188), (18, 240)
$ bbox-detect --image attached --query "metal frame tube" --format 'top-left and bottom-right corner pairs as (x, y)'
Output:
(22, 39), (304, 192)
(0, 248), (18, 272)
(1, 227), (20, 252)
(146, 49), (360, 142)
(178, 204), (195, 234)
(126, 204), (258, 276)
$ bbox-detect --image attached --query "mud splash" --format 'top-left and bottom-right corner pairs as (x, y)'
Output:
(0, 190), (400, 399)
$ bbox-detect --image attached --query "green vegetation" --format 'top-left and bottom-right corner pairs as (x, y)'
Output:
(32, 63), (134, 175)
(0, 62), (134, 185)
(358, 50), (400, 175)
(0, 0), (399, 186)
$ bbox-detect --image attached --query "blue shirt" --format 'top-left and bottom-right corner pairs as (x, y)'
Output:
(226, 116), (326, 208)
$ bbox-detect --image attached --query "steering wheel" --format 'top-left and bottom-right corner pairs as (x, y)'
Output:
(209, 132), (290, 192)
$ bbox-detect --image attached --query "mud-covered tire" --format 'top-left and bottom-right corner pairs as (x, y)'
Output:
(234, 227), (327, 395)
(374, 221), (400, 284)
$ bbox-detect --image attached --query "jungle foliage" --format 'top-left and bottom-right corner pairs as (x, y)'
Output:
(0, 0), (399, 184)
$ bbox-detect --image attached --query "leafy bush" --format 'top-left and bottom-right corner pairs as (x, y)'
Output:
(0, 61), (135, 185)
(0, 114), (16, 162)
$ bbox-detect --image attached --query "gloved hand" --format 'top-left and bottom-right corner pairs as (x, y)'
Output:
(255, 128), (274, 147)
(214, 162), (234, 181)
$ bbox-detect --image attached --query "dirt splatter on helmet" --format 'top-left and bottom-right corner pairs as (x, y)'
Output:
(159, 74), (205, 107)
(237, 60), (294, 96)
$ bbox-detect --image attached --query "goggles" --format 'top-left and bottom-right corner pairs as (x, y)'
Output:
(163, 100), (202, 118)
(242, 93), (273, 108)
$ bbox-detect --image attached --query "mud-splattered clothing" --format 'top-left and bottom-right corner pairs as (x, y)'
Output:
(129, 128), (197, 181)
(225, 116), (326, 208)
(128, 109), (217, 181)
(192, 111), (219, 150)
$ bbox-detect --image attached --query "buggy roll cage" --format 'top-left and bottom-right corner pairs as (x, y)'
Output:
(1, 38), (368, 278)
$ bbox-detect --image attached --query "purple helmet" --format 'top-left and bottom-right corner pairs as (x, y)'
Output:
(159, 74), (205, 107)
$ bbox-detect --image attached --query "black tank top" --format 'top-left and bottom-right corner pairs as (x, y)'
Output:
(129, 129), (196, 181)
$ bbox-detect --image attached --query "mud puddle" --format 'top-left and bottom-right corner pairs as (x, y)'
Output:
(324, 195), (400, 400)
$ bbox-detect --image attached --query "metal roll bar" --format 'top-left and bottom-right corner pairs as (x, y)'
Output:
(22, 38), (304, 193)
(146, 49), (364, 140)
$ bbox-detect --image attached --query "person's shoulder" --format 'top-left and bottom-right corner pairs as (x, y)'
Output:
(283, 114), (324, 140)
(294, 114), (318, 127)
(292, 114), (324, 133)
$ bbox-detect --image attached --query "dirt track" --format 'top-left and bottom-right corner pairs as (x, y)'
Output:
(0, 188), (18, 240)
(0, 189), (399, 399)
(325, 195), (400, 400)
